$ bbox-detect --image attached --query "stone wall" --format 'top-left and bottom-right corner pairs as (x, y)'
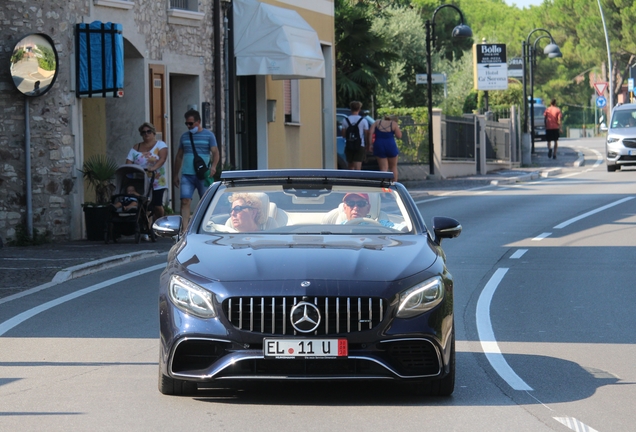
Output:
(0, 0), (216, 244)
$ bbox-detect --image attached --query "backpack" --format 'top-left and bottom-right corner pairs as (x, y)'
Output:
(344, 117), (363, 150)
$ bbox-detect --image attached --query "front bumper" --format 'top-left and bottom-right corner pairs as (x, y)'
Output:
(166, 336), (445, 382)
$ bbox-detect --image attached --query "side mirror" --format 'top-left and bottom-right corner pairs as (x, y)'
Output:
(153, 215), (182, 239)
(432, 216), (462, 245)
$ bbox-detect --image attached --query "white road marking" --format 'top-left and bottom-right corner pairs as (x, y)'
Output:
(0, 263), (165, 337)
(553, 197), (634, 229)
(413, 196), (449, 204)
(510, 249), (527, 259)
(476, 268), (533, 391)
(532, 233), (552, 241)
(554, 416), (600, 432)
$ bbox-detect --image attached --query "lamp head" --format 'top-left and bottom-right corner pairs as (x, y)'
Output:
(452, 24), (473, 38)
(544, 42), (562, 58)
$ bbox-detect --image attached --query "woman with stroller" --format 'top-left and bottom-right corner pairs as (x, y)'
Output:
(125, 123), (168, 232)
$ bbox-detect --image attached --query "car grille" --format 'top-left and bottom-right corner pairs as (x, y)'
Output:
(622, 138), (636, 148)
(222, 296), (385, 335)
(385, 341), (440, 375)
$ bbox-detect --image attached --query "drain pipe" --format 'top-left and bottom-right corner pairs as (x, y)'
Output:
(214, 0), (223, 167)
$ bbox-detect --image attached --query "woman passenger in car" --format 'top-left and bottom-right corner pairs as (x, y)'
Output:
(228, 193), (267, 232)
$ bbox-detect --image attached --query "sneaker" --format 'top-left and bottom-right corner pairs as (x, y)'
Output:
(547, 148), (552, 158)
(141, 234), (150, 241)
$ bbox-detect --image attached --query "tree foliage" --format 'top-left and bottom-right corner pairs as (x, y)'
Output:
(336, 0), (636, 115)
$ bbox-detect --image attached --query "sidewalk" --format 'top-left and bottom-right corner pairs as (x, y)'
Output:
(0, 144), (584, 298)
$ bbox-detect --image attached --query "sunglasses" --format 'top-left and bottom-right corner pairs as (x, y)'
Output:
(230, 205), (254, 215)
(345, 200), (369, 208)
(140, 130), (153, 135)
(185, 122), (195, 127)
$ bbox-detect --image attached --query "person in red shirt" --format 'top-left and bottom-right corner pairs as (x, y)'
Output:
(544, 98), (563, 159)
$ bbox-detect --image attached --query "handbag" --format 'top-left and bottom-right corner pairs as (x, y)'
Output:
(189, 132), (209, 180)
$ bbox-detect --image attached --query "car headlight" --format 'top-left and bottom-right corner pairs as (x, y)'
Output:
(607, 137), (620, 143)
(169, 275), (217, 318)
(396, 276), (444, 318)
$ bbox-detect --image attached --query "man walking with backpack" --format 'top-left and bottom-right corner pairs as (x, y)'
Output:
(342, 101), (370, 170)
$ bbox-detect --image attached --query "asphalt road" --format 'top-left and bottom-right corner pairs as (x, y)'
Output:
(2, 137), (634, 431)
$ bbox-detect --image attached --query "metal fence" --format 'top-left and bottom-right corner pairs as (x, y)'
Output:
(483, 119), (511, 161)
(395, 116), (428, 164)
(393, 109), (516, 165)
(442, 116), (475, 160)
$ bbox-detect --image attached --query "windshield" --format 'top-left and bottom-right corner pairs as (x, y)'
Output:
(610, 109), (636, 128)
(199, 184), (414, 235)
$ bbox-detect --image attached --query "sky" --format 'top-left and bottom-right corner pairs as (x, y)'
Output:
(504, 0), (544, 8)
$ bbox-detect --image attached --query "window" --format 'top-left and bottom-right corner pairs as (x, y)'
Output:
(167, 0), (204, 25)
(169, 0), (197, 11)
(283, 79), (300, 124)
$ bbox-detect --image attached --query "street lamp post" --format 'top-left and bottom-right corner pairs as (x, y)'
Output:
(522, 28), (562, 154)
(425, 4), (472, 176)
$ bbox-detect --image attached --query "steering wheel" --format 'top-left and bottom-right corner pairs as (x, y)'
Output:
(343, 217), (383, 226)
(209, 223), (237, 233)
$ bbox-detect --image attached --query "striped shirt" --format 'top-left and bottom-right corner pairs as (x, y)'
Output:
(179, 128), (217, 175)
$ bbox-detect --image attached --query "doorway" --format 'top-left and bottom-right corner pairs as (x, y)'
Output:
(236, 75), (257, 170)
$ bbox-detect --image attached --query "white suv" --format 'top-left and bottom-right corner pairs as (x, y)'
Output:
(603, 103), (636, 172)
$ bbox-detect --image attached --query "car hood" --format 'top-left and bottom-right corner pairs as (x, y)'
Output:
(174, 234), (438, 282)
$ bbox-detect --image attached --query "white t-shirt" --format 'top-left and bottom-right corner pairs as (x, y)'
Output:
(346, 114), (369, 147)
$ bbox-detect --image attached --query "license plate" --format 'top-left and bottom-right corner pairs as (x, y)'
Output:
(263, 338), (348, 358)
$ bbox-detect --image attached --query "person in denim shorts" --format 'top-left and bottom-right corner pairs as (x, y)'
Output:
(172, 109), (220, 231)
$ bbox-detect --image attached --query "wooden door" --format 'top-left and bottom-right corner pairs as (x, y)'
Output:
(149, 64), (166, 141)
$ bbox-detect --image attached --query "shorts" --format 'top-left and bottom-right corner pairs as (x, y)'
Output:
(151, 188), (166, 208)
(345, 144), (366, 163)
(180, 174), (207, 199)
(373, 139), (399, 159)
(546, 129), (560, 141)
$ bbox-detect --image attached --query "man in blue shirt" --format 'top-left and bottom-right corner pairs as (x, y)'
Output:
(173, 109), (220, 231)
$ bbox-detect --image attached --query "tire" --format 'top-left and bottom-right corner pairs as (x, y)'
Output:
(158, 368), (197, 396)
(607, 164), (618, 172)
(150, 225), (157, 242)
(428, 332), (456, 397)
(410, 331), (456, 397)
(337, 156), (348, 170)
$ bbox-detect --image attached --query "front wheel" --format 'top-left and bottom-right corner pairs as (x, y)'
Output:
(158, 368), (198, 396)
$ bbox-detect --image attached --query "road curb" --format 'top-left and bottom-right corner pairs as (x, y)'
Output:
(490, 171), (540, 185)
(51, 250), (160, 283)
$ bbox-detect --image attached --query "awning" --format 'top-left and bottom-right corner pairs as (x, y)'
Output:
(233, 0), (325, 80)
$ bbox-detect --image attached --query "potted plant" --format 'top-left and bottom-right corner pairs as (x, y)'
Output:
(81, 155), (118, 241)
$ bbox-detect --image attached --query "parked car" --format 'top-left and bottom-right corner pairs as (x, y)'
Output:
(336, 109), (377, 170)
(154, 169), (462, 396)
(529, 102), (547, 141)
(601, 102), (636, 171)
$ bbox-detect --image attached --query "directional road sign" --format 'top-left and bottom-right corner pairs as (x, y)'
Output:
(596, 96), (607, 108)
(416, 73), (446, 85)
(507, 57), (523, 78)
(473, 43), (508, 91)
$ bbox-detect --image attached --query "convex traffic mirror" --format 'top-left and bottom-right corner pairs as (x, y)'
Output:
(10, 33), (59, 97)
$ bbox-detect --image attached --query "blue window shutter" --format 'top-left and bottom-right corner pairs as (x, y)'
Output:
(75, 21), (124, 98)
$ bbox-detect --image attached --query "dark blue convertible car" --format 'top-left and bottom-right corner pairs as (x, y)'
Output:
(153, 170), (461, 396)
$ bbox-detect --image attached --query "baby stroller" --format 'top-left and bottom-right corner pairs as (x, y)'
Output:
(105, 164), (156, 244)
